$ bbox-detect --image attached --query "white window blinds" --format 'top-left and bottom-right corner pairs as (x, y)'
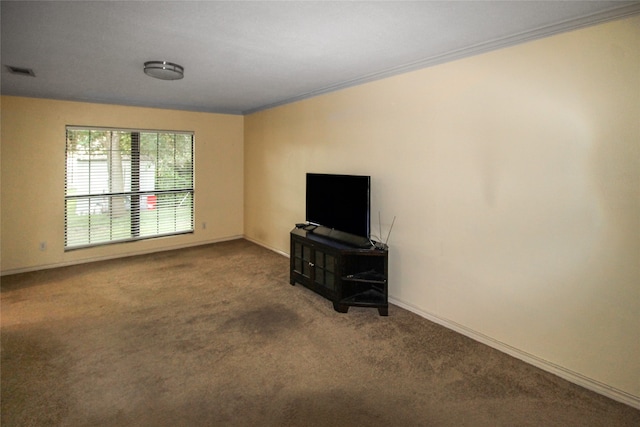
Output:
(65, 127), (194, 250)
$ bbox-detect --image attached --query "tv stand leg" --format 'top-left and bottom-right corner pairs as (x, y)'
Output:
(333, 302), (349, 313)
(378, 306), (389, 316)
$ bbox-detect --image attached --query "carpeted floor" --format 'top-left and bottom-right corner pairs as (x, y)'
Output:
(1, 239), (638, 426)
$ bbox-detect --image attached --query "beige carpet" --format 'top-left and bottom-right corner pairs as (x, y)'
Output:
(2, 239), (638, 426)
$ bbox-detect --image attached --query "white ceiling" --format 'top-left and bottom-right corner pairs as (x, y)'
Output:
(2, 1), (639, 115)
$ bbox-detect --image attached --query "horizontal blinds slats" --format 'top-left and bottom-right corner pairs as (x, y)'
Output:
(65, 127), (194, 250)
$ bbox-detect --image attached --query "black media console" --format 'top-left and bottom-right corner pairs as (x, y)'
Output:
(289, 226), (389, 316)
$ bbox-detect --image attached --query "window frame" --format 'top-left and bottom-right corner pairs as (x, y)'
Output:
(64, 126), (195, 250)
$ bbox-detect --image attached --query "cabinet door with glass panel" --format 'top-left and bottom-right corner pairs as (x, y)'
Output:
(313, 250), (337, 292)
(291, 238), (312, 280)
(290, 234), (339, 300)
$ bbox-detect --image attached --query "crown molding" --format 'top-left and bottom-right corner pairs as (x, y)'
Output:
(244, 3), (640, 115)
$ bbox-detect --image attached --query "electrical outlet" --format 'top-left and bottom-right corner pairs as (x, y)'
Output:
(39, 241), (47, 251)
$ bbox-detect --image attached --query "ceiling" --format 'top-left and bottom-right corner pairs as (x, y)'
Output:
(2, 1), (639, 115)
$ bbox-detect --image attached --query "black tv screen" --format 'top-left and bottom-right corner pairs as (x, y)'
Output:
(306, 173), (370, 238)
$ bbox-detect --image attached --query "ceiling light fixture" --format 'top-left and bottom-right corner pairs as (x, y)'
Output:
(143, 61), (184, 80)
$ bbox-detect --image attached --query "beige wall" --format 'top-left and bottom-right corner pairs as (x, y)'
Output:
(1, 97), (244, 273)
(245, 16), (640, 402)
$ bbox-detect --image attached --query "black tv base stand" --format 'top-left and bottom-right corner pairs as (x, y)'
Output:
(289, 227), (389, 316)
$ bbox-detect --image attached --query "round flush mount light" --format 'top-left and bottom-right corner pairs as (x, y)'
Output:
(143, 61), (184, 80)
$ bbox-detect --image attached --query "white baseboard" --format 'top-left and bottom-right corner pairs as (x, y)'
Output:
(243, 236), (290, 258)
(254, 240), (640, 409)
(1, 235), (244, 276)
(7, 239), (636, 410)
(389, 297), (640, 410)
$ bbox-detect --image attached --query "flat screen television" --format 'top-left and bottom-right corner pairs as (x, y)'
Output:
(306, 173), (370, 240)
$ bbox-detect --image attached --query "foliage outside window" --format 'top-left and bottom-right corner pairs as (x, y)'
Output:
(65, 127), (194, 250)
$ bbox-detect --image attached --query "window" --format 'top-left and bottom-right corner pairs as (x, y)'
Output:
(65, 127), (194, 250)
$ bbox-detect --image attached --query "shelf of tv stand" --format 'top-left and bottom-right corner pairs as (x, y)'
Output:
(290, 227), (389, 316)
(341, 287), (386, 303)
(343, 269), (387, 284)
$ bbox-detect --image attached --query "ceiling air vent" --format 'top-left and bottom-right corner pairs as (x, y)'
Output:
(5, 65), (36, 77)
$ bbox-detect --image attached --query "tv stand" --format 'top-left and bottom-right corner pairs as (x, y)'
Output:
(289, 227), (388, 316)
